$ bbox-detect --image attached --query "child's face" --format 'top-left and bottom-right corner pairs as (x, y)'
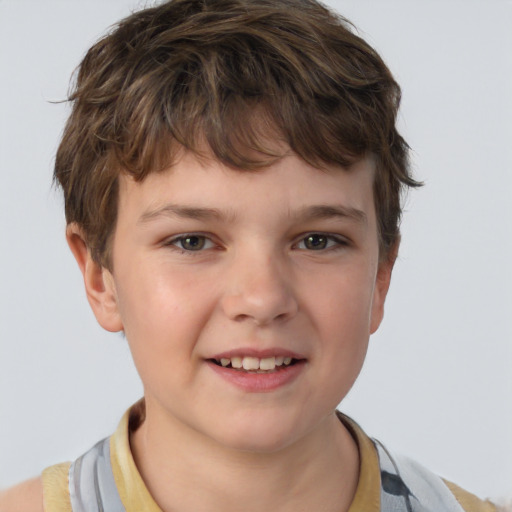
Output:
(82, 149), (393, 452)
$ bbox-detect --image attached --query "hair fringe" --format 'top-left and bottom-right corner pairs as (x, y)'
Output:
(54, 0), (421, 266)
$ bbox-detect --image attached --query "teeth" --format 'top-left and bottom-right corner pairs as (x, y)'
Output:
(260, 357), (276, 371)
(216, 355), (295, 371)
(242, 357), (260, 370)
(231, 357), (243, 369)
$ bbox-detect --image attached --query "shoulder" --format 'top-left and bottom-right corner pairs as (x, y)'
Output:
(0, 463), (72, 512)
(444, 479), (498, 512)
(0, 477), (44, 512)
(370, 434), (496, 512)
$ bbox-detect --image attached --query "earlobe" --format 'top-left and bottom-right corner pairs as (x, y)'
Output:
(370, 239), (400, 334)
(66, 223), (123, 333)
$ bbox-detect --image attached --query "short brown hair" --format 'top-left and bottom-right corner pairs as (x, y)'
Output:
(54, 0), (420, 267)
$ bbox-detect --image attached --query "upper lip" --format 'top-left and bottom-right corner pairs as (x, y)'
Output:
(209, 348), (306, 360)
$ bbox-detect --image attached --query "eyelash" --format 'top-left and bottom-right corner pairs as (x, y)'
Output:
(164, 232), (349, 254)
(164, 233), (217, 254)
(294, 233), (349, 252)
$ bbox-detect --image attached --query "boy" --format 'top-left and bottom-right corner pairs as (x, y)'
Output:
(0, 0), (500, 510)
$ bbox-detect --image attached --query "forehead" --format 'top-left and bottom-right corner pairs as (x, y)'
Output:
(117, 151), (377, 226)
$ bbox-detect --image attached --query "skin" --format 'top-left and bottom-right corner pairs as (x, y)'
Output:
(1, 150), (396, 511)
(0, 478), (44, 512)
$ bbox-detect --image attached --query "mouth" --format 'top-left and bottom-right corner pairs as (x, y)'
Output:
(207, 352), (306, 391)
(209, 355), (301, 373)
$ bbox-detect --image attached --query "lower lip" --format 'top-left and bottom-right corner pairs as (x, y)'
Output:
(207, 360), (305, 392)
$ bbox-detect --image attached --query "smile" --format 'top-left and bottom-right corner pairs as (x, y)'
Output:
(208, 354), (305, 392)
(211, 356), (297, 372)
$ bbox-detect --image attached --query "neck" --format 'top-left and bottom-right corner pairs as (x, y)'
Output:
(130, 400), (360, 512)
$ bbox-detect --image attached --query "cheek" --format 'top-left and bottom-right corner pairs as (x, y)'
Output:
(307, 265), (377, 335)
(113, 263), (219, 370)
(312, 275), (373, 396)
(116, 260), (202, 326)
(306, 265), (375, 394)
(116, 276), (203, 397)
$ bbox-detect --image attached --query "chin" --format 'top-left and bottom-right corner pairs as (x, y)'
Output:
(209, 413), (307, 454)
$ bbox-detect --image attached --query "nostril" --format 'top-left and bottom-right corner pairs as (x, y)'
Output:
(233, 313), (251, 322)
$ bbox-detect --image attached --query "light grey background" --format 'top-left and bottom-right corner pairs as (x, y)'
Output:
(1, 0), (510, 501)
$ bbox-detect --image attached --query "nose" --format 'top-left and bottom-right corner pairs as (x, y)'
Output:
(220, 249), (299, 326)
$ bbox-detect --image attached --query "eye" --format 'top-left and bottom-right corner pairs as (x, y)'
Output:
(297, 233), (346, 251)
(168, 234), (215, 252)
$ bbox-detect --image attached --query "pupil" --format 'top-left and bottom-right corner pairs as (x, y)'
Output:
(306, 234), (327, 250)
(183, 236), (204, 250)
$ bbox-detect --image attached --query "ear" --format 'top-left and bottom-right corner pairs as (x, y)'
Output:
(66, 223), (123, 333)
(370, 238), (400, 334)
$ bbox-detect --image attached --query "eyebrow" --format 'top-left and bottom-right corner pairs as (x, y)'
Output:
(295, 205), (368, 225)
(138, 204), (230, 224)
(138, 203), (367, 225)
